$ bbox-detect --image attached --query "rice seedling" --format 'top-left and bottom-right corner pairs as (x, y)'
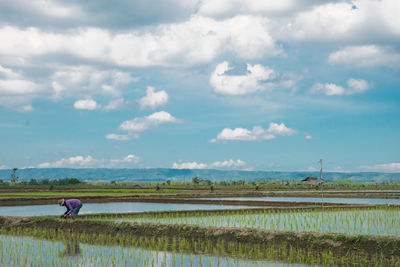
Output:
(112, 206), (400, 237)
(1, 206), (399, 266)
(1, 224), (399, 266)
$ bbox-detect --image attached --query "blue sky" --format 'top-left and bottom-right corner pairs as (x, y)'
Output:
(0, 0), (399, 172)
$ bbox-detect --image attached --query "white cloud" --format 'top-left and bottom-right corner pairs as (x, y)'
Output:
(0, 63), (138, 112)
(196, 0), (400, 45)
(215, 128), (260, 141)
(104, 98), (126, 111)
(110, 154), (140, 164)
(0, 79), (39, 95)
(213, 122), (297, 142)
(280, 2), (362, 41)
(210, 61), (275, 95)
(310, 78), (369, 96)
(198, 0), (298, 18)
(105, 133), (136, 141)
(73, 99), (98, 110)
(139, 86), (168, 109)
(18, 104), (33, 112)
(0, 65), (41, 110)
(268, 122), (297, 136)
(0, 65), (38, 96)
(305, 134), (312, 140)
(359, 162), (400, 173)
(7, 0), (84, 19)
(0, 65), (21, 79)
(172, 161), (208, 169)
(276, 1), (400, 43)
(347, 78), (369, 94)
(310, 83), (345, 96)
(119, 111), (181, 132)
(0, 165), (7, 170)
(0, 15), (279, 67)
(328, 45), (400, 68)
(37, 154), (140, 168)
(52, 66), (137, 100)
(38, 155), (95, 168)
(111, 111), (181, 138)
(210, 159), (246, 168)
(172, 159), (247, 169)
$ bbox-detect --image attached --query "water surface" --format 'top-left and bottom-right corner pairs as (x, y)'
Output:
(0, 202), (260, 216)
(212, 197), (400, 205)
(0, 235), (312, 267)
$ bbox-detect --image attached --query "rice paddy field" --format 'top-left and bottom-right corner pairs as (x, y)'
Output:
(1, 205), (400, 266)
(113, 206), (400, 237)
(1, 224), (398, 267)
(1, 235), (296, 267)
(1, 183), (400, 266)
(0, 202), (262, 216)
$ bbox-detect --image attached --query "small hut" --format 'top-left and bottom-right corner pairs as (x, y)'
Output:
(302, 176), (318, 184)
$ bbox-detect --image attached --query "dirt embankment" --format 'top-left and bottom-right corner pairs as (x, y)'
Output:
(1, 216), (399, 258)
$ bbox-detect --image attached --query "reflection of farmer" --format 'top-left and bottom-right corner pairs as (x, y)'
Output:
(61, 241), (81, 257)
(58, 199), (83, 218)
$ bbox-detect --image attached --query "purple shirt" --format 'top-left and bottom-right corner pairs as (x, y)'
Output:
(64, 199), (82, 215)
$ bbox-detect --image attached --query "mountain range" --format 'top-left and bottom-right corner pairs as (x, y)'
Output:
(0, 168), (399, 182)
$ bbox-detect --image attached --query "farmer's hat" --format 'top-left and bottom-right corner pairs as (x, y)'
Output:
(58, 199), (65, 206)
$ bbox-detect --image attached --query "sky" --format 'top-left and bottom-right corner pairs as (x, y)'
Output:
(0, 0), (399, 172)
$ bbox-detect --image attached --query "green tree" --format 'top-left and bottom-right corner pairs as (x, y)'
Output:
(192, 177), (201, 185)
(28, 179), (38, 185)
(41, 178), (50, 185)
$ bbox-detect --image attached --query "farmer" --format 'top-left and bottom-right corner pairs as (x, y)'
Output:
(58, 198), (83, 218)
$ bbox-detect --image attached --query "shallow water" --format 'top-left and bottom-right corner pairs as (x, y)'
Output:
(212, 196), (400, 205)
(0, 235), (312, 267)
(0, 202), (260, 216)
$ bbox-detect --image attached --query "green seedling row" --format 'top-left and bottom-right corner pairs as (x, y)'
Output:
(104, 206), (400, 236)
(1, 226), (399, 267)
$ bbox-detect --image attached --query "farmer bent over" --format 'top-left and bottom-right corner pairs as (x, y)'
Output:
(58, 199), (83, 218)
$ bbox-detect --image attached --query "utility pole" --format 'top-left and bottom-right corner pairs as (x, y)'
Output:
(318, 159), (323, 182)
(10, 168), (19, 185)
(318, 159), (324, 205)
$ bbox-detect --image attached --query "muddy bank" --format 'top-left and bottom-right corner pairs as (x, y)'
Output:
(1, 215), (399, 258)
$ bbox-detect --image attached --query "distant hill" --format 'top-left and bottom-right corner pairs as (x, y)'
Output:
(0, 168), (399, 182)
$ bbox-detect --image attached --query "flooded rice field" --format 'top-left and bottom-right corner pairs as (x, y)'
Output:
(211, 196), (400, 205)
(0, 235), (312, 267)
(115, 207), (400, 236)
(0, 202), (261, 216)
